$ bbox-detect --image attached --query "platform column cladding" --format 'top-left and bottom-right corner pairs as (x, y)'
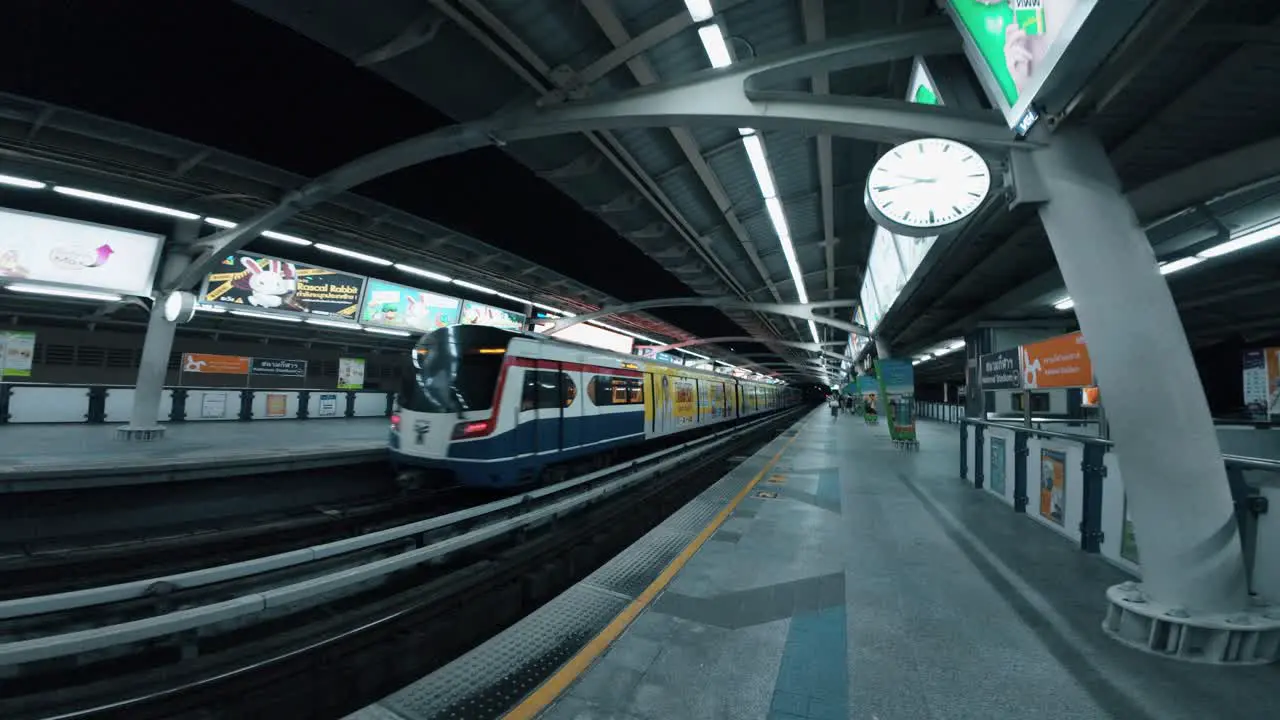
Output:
(116, 219), (199, 441)
(1027, 128), (1279, 658)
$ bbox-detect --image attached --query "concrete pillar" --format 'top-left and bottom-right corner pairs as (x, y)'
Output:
(1030, 129), (1248, 613)
(116, 221), (197, 441)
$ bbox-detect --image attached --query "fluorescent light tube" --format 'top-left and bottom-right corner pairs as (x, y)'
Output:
(395, 263), (452, 283)
(5, 283), (122, 302)
(0, 173), (46, 189)
(53, 186), (200, 220)
(314, 243), (392, 266)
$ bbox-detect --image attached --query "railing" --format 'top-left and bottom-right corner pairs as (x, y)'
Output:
(0, 408), (800, 668)
(915, 400), (964, 424)
(957, 417), (1278, 601)
(0, 382), (394, 424)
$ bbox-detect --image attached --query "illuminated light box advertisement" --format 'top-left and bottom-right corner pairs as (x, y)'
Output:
(203, 253), (365, 317)
(338, 357), (366, 390)
(869, 228), (906, 314)
(181, 353), (251, 375)
(876, 358), (917, 442)
(360, 279), (461, 332)
(946, 0), (1096, 127)
(0, 206), (163, 296)
(536, 321), (634, 355)
(1021, 331), (1092, 389)
(460, 300), (524, 331)
(0, 330), (36, 377)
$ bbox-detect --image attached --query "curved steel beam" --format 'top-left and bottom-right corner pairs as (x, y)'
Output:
(167, 19), (1015, 292)
(654, 336), (848, 363)
(545, 297), (866, 336)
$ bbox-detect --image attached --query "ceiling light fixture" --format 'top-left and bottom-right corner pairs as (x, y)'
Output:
(306, 318), (360, 329)
(453, 279), (496, 294)
(0, 173), (47, 189)
(395, 263), (452, 283)
(5, 283), (123, 302)
(684, 0), (714, 22)
(365, 326), (412, 337)
(314, 243), (392, 266)
(53, 186), (200, 220)
(230, 309), (303, 323)
(1053, 297), (1075, 311)
(261, 230), (313, 246)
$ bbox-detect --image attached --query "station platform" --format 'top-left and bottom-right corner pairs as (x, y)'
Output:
(0, 418), (389, 492)
(354, 407), (1279, 720)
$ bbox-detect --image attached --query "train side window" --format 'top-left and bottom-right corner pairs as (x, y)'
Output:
(629, 379), (643, 404)
(561, 374), (577, 408)
(522, 370), (563, 410)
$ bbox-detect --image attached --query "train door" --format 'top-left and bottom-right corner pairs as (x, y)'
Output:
(534, 360), (562, 453)
(561, 355), (584, 451)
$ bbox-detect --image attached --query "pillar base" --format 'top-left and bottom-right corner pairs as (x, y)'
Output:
(1102, 581), (1280, 664)
(115, 426), (166, 442)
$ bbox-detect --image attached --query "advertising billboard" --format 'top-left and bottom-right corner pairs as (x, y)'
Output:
(536, 321), (634, 355)
(202, 253), (365, 317)
(181, 353), (251, 375)
(1021, 331), (1092, 389)
(0, 206), (162, 296)
(908, 57), (942, 106)
(360, 279), (461, 332)
(868, 228), (906, 315)
(945, 0), (1097, 128)
(1242, 348), (1280, 417)
(338, 357), (366, 390)
(860, 275), (882, 334)
(0, 330), (35, 377)
(979, 348), (1022, 390)
(460, 300), (524, 331)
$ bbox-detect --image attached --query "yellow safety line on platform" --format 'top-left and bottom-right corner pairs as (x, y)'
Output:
(502, 419), (807, 720)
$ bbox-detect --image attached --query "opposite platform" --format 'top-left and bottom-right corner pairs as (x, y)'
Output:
(0, 418), (389, 492)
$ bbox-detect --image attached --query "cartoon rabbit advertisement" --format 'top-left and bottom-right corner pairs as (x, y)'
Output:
(201, 253), (365, 316)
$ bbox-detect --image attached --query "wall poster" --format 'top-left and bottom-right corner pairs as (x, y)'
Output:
(317, 393), (339, 417)
(200, 392), (228, 419)
(989, 436), (1007, 496)
(1039, 448), (1067, 525)
(0, 330), (36, 377)
(265, 393), (289, 418)
(338, 357), (366, 390)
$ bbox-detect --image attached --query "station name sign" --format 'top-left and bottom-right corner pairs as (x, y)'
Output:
(979, 348), (1022, 390)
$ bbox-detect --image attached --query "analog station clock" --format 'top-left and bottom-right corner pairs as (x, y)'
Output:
(163, 290), (196, 324)
(863, 137), (992, 237)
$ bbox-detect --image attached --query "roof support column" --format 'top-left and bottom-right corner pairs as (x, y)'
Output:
(1028, 128), (1276, 656)
(116, 219), (200, 441)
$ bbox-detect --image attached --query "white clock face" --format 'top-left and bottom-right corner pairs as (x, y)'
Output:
(865, 138), (991, 233)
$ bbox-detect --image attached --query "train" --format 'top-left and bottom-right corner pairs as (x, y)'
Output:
(389, 325), (801, 488)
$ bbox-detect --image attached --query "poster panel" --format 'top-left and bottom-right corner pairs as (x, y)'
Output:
(317, 393), (340, 417)
(945, 0), (1097, 127)
(989, 436), (1007, 495)
(460, 300), (524, 331)
(182, 353), (250, 375)
(673, 377), (696, 426)
(1242, 349), (1268, 415)
(202, 253), (365, 317)
(250, 358), (307, 378)
(979, 348), (1022, 390)
(0, 206), (162, 296)
(360, 279), (461, 332)
(876, 359), (916, 441)
(1081, 386), (1100, 407)
(338, 357), (366, 390)
(1039, 448), (1067, 525)
(1265, 348), (1280, 417)
(265, 393), (289, 418)
(1, 331), (36, 377)
(200, 392), (228, 419)
(908, 57), (942, 105)
(1022, 331), (1092, 389)
(537, 321), (634, 355)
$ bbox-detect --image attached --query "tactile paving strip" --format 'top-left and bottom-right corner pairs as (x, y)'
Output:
(377, 583), (629, 720)
(357, 422), (802, 720)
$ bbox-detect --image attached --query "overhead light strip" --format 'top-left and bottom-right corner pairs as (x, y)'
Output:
(4, 283), (123, 302)
(53, 186), (200, 220)
(0, 173), (47, 189)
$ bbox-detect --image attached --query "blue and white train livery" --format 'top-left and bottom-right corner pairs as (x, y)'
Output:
(390, 325), (799, 488)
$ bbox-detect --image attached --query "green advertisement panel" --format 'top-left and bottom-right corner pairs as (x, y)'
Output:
(360, 279), (461, 333)
(876, 358), (916, 442)
(946, 0), (1094, 125)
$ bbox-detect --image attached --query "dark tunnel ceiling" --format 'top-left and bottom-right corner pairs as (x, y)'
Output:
(0, 0), (758, 345)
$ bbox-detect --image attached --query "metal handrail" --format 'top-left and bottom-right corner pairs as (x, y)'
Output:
(962, 416), (1280, 473)
(0, 408), (804, 666)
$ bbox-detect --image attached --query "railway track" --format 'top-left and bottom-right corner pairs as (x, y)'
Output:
(0, 409), (802, 720)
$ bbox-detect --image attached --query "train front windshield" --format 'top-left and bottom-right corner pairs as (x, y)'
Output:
(400, 326), (514, 414)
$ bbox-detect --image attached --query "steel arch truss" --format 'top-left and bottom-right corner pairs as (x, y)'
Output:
(547, 297), (866, 337)
(170, 19), (1016, 292)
